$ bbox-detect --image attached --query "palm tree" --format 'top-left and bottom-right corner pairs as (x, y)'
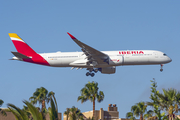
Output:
(7, 97), (59, 120)
(22, 105), (32, 119)
(157, 88), (179, 120)
(77, 81), (104, 118)
(48, 95), (59, 120)
(29, 87), (55, 111)
(0, 99), (7, 116)
(143, 110), (157, 120)
(131, 102), (147, 120)
(7, 100), (43, 120)
(126, 112), (136, 120)
(66, 106), (83, 120)
(64, 108), (70, 120)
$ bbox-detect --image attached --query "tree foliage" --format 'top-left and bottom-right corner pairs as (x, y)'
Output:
(7, 87), (58, 120)
(77, 81), (104, 118)
(126, 112), (136, 120)
(64, 106), (83, 120)
(131, 102), (147, 120)
(7, 100), (43, 120)
(7, 98), (59, 120)
(0, 99), (7, 116)
(29, 87), (55, 111)
(147, 79), (168, 120)
(148, 78), (165, 120)
(157, 88), (180, 120)
(48, 95), (59, 120)
(64, 108), (70, 120)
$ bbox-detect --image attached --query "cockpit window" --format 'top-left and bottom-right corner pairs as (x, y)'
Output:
(163, 53), (167, 56)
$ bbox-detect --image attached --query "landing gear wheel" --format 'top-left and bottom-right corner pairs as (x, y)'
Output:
(89, 69), (93, 72)
(86, 68), (98, 77)
(94, 69), (98, 73)
(91, 73), (95, 77)
(160, 69), (163, 72)
(86, 72), (90, 76)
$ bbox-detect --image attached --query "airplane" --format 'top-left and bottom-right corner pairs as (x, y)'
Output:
(9, 33), (172, 77)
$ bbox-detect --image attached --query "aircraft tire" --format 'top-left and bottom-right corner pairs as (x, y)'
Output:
(86, 72), (90, 76)
(89, 69), (93, 72)
(94, 69), (98, 73)
(91, 73), (95, 77)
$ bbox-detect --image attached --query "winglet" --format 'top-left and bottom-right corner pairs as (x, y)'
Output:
(67, 32), (76, 40)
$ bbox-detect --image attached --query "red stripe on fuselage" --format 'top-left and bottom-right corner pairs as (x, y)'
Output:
(23, 54), (50, 66)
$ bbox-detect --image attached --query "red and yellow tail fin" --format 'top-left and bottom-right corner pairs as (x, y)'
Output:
(9, 33), (50, 66)
(8, 33), (37, 56)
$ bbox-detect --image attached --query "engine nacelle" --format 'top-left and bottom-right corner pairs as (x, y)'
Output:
(99, 66), (116, 74)
(109, 55), (123, 65)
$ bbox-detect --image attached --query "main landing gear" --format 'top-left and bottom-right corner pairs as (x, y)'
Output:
(160, 64), (163, 72)
(86, 68), (99, 77)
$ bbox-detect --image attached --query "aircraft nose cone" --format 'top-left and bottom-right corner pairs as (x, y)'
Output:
(168, 57), (172, 63)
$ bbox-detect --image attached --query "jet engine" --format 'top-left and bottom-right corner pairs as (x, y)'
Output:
(99, 66), (116, 74)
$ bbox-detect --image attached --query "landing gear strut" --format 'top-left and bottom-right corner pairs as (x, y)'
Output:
(86, 68), (99, 77)
(160, 64), (163, 72)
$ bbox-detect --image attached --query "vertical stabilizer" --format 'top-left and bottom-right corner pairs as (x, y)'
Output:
(9, 33), (50, 66)
(8, 33), (37, 56)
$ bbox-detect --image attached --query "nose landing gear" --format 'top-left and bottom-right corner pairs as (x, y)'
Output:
(160, 64), (164, 72)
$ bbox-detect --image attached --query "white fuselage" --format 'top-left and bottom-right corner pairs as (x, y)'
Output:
(40, 50), (172, 68)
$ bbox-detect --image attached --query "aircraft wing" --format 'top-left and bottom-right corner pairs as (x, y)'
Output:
(67, 32), (109, 66)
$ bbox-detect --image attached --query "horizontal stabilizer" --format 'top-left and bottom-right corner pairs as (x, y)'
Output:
(11, 52), (30, 59)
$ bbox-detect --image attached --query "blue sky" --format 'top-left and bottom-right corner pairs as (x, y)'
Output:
(1, 0), (180, 118)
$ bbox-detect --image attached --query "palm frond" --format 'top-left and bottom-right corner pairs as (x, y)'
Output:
(0, 99), (4, 107)
(7, 103), (29, 120)
(23, 100), (43, 120)
(48, 97), (58, 120)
